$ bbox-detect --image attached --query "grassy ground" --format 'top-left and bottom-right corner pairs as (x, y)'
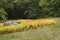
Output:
(0, 18), (60, 40)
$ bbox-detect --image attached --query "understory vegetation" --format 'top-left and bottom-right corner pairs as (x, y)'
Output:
(0, 18), (60, 40)
(0, 19), (55, 34)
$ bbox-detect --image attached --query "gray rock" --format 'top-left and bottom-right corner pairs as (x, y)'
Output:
(4, 21), (19, 26)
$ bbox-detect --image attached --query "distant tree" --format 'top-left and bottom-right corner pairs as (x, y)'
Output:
(0, 8), (7, 20)
(0, 0), (14, 20)
(0, 0), (60, 20)
(39, 0), (60, 17)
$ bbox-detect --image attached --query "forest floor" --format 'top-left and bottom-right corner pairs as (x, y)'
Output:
(0, 18), (60, 40)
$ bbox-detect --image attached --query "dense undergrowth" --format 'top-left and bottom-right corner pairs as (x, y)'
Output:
(0, 19), (56, 34)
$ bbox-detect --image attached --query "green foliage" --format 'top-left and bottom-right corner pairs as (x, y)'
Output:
(0, 8), (7, 20)
(39, 0), (60, 17)
(0, 0), (14, 20)
(24, 0), (40, 18)
(0, 0), (60, 19)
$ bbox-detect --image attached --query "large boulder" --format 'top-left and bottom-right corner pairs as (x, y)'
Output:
(3, 21), (19, 26)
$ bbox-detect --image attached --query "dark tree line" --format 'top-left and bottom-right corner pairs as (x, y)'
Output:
(0, 0), (60, 20)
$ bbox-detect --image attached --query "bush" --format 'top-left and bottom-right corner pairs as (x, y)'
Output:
(0, 19), (56, 34)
